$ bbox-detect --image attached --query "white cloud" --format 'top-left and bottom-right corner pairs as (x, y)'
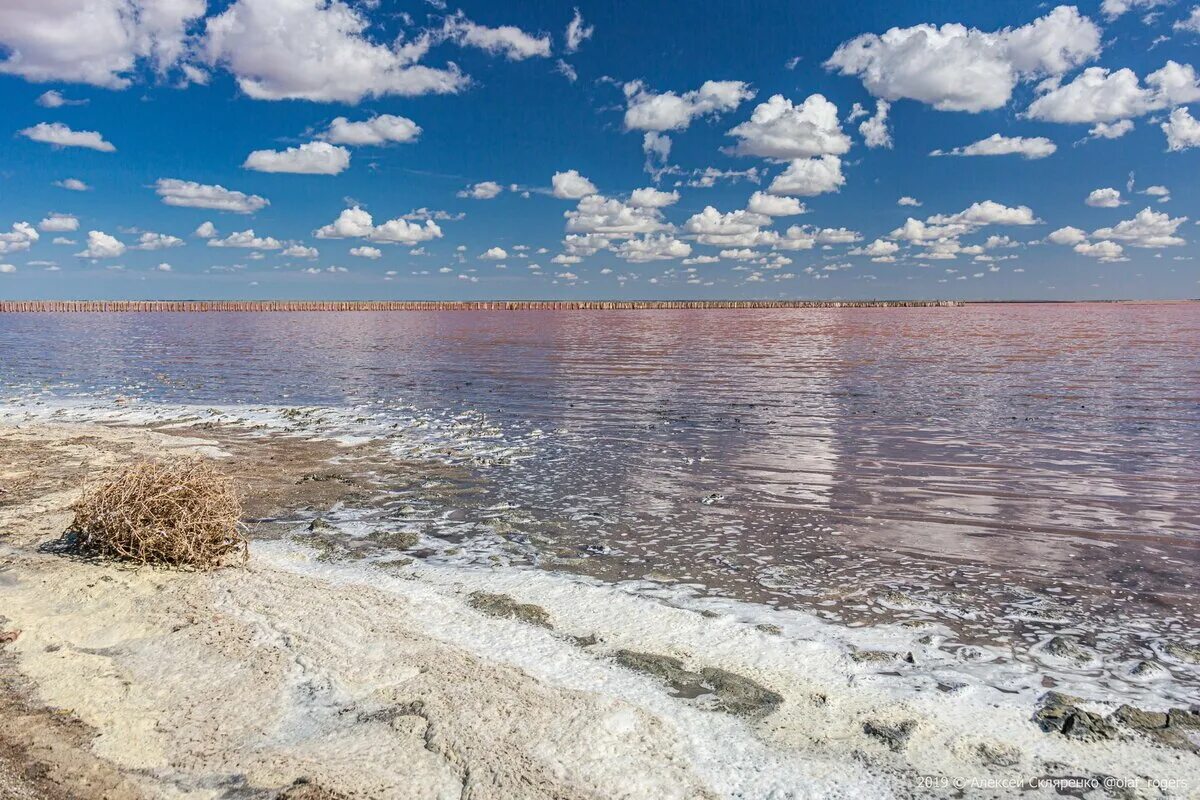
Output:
(565, 8), (593, 53)
(1103, 0), (1170, 19)
(928, 200), (1041, 227)
(932, 133), (1057, 159)
(642, 131), (672, 177)
(897, 196), (922, 206)
(480, 246), (508, 260)
(76, 230), (125, 258)
(725, 94), (850, 159)
(55, 178), (91, 191)
(0, 0), (204, 88)
(858, 99), (892, 148)
(1026, 61), (1200, 123)
(615, 234), (692, 262)
(623, 79), (755, 131)
(133, 232), (185, 250)
(314, 207), (443, 245)
(458, 181), (504, 199)
(440, 12), (551, 60)
(194, 221), (217, 238)
(565, 195), (669, 237)
(36, 90), (85, 108)
(155, 262), (172, 271)
(849, 238), (900, 257)
(156, 179), (269, 214)
(282, 244), (317, 258)
(767, 155), (845, 196)
(38, 213), (78, 232)
(0, 222), (39, 255)
(1162, 106), (1200, 151)
(628, 187), (680, 208)
(322, 114), (421, 145)
(1176, 6), (1200, 33)
(551, 169), (598, 199)
(746, 191), (806, 216)
(555, 59), (577, 83)
(1048, 226), (1088, 245)
(350, 245), (382, 259)
(1088, 120), (1134, 139)
(208, 229), (283, 249)
(19, 122), (115, 152)
(204, 0), (466, 103)
(826, 6), (1101, 113)
(1085, 187), (1124, 208)
(243, 141), (350, 174)
(0, 264), (15, 274)
(1074, 240), (1126, 261)
(1092, 207), (1188, 247)
(683, 207), (772, 248)
(1142, 185), (1171, 202)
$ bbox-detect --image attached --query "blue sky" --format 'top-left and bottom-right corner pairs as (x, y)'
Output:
(1, 0), (1198, 301)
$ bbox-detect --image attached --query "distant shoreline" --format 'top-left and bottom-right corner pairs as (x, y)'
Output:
(0, 299), (1193, 313)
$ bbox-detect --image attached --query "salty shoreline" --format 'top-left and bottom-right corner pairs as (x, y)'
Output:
(1, 417), (1197, 799)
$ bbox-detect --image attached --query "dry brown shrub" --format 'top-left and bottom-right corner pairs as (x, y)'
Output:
(70, 460), (246, 569)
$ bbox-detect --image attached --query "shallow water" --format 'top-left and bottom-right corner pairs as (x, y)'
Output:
(2, 303), (1198, 702)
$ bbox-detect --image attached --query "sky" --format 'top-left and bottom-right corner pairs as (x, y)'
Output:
(1, 0), (1199, 301)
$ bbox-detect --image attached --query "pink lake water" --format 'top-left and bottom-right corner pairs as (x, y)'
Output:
(2, 302), (1198, 698)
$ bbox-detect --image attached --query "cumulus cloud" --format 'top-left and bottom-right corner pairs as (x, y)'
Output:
(898, 196), (922, 206)
(0, 222), (39, 255)
(1088, 120), (1134, 139)
(0, 0), (205, 88)
(625, 187), (678, 209)
(1162, 106), (1200, 150)
(458, 181), (503, 199)
(155, 178), (269, 214)
(194, 221), (217, 238)
(133, 232), (185, 250)
(1026, 61), (1200, 123)
(36, 90), (85, 108)
(1102, 0), (1170, 19)
(282, 244), (318, 258)
(440, 12), (552, 60)
(849, 238), (901, 258)
(565, 195), (670, 237)
(623, 79), (755, 131)
(0, 264), (16, 274)
(208, 229), (283, 249)
(315, 206), (443, 245)
(615, 234), (692, 262)
(76, 230), (125, 258)
(243, 141), (350, 174)
(19, 122), (115, 152)
(551, 169), (598, 199)
(826, 6), (1101, 113)
(746, 191), (806, 216)
(565, 8), (593, 53)
(1085, 187), (1124, 207)
(1176, 7), (1200, 33)
(767, 155), (845, 196)
(350, 245), (382, 259)
(1092, 207), (1188, 247)
(55, 178), (91, 191)
(1048, 226), (1088, 245)
(204, 0), (467, 103)
(725, 94), (851, 159)
(155, 262), (172, 271)
(480, 246), (508, 260)
(858, 99), (892, 148)
(932, 133), (1057, 159)
(1073, 240), (1126, 261)
(322, 114), (421, 145)
(641, 131), (672, 178)
(928, 200), (1041, 228)
(38, 213), (78, 233)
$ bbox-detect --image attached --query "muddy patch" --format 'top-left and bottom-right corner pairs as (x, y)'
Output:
(612, 650), (782, 719)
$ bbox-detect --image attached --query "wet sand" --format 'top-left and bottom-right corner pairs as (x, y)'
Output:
(1, 419), (1197, 799)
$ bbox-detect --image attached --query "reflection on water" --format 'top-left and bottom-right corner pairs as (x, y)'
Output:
(2, 303), (1199, 694)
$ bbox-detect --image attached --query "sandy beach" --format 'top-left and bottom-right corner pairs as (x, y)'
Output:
(1, 416), (1197, 799)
